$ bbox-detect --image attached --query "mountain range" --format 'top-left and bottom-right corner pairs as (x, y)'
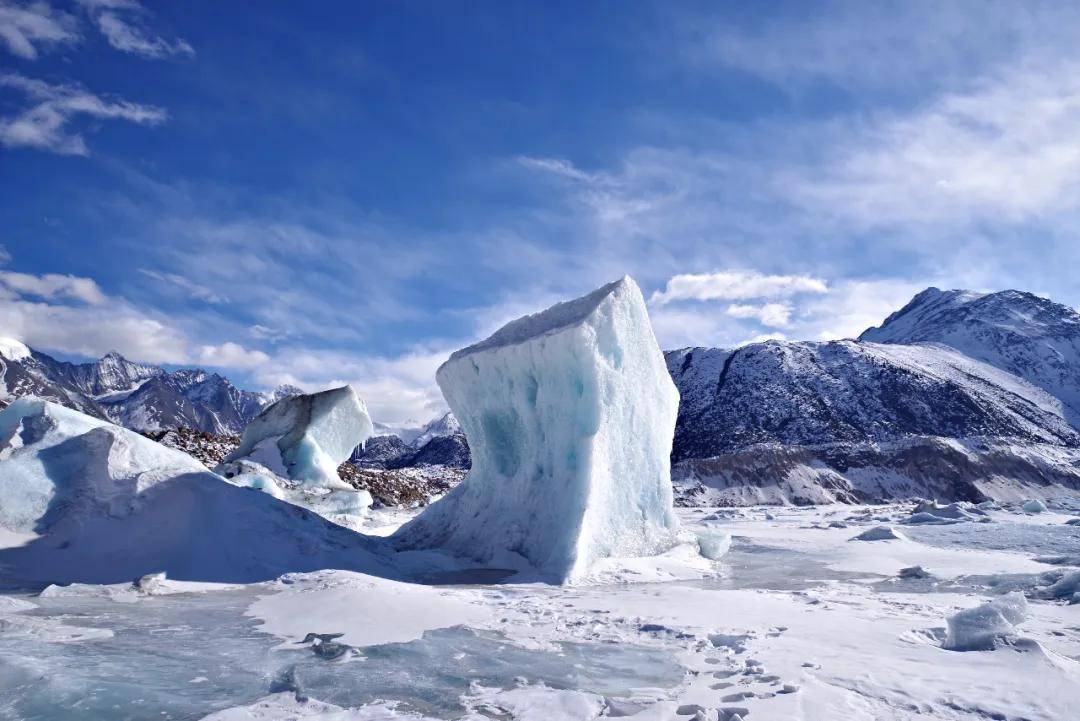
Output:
(667, 287), (1080, 504)
(4, 286), (1080, 506)
(0, 338), (300, 436)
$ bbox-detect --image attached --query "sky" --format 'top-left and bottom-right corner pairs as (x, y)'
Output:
(2, 1), (1080, 424)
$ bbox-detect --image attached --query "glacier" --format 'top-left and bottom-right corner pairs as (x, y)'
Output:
(222, 385), (373, 489)
(392, 276), (681, 582)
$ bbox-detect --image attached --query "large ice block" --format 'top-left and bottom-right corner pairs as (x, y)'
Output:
(224, 385), (373, 490)
(392, 276), (681, 582)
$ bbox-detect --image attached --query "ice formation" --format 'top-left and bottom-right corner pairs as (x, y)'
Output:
(944, 592), (1028, 651)
(223, 385), (373, 489)
(1022, 499), (1047, 513)
(392, 276), (681, 582)
(0, 397), (208, 535)
(0, 398), (392, 584)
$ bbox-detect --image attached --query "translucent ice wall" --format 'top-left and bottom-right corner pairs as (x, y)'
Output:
(392, 276), (681, 582)
(227, 385), (373, 489)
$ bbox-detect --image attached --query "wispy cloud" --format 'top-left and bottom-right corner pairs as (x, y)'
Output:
(651, 271), (827, 305)
(791, 63), (1080, 226)
(138, 268), (227, 304)
(196, 341), (268, 369)
(76, 0), (193, 59)
(686, 1), (1080, 91)
(0, 1), (78, 59)
(0, 73), (165, 154)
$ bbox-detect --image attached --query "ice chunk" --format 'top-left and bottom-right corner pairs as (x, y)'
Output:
(392, 277), (681, 582)
(944, 592), (1027, 651)
(1036, 570), (1080, 603)
(696, 529), (732, 560)
(223, 385), (372, 490)
(851, 525), (906, 541)
(1022, 499), (1048, 513)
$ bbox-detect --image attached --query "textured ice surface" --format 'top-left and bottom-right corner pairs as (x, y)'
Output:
(225, 386), (373, 490)
(392, 277), (681, 582)
(944, 592), (1028, 651)
(0, 586), (682, 720)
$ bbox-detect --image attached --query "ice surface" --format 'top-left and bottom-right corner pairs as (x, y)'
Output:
(225, 385), (373, 490)
(944, 591), (1028, 651)
(0, 398), (393, 585)
(392, 277), (681, 582)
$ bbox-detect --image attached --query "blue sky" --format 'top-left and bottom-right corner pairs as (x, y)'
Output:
(2, 1), (1080, 423)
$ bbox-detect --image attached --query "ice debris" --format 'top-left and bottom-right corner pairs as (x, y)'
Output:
(851, 525), (907, 541)
(944, 592), (1028, 651)
(392, 277), (682, 582)
(696, 528), (732, 561)
(1022, 499), (1048, 513)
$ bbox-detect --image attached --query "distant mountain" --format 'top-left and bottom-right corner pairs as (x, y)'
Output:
(0, 339), (300, 435)
(667, 288), (1080, 505)
(861, 287), (1080, 425)
(355, 412), (470, 471)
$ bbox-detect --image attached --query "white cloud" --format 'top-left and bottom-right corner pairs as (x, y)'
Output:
(725, 302), (792, 328)
(0, 295), (190, 364)
(651, 271), (828, 305)
(138, 268), (226, 304)
(0, 270), (106, 304)
(0, 73), (166, 155)
(799, 279), (927, 341)
(76, 0), (193, 59)
(196, 342), (269, 369)
(252, 345), (452, 426)
(0, 1), (78, 59)
(791, 63), (1080, 226)
(0, 267), (272, 370)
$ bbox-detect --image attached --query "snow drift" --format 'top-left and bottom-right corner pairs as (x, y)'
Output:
(391, 276), (681, 582)
(0, 398), (393, 585)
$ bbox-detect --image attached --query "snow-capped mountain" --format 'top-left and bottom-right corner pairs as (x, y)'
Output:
(667, 287), (1080, 505)
(861, 287), (1080, 425)
(0, 340), (299, 435)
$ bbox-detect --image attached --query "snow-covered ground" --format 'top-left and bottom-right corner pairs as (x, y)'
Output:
(1, 499), (1077, 720)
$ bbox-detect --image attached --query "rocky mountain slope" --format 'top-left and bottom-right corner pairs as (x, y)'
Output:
(668, 288), (1080, 505)
(0, 339), (299, 435)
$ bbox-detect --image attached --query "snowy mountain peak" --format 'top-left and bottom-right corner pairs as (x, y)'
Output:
(860, 287), (1080, 424)
(411, 412), (460, 448)
(0, 337), (30, 361)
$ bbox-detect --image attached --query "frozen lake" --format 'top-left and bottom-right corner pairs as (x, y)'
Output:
(1, 501), (1078, 720)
